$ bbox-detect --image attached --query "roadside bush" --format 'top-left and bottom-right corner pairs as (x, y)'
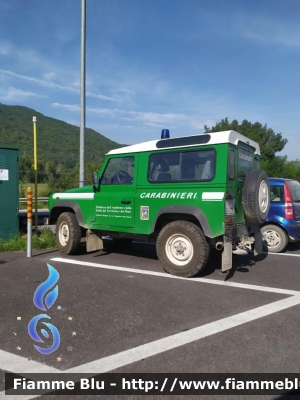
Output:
(0, 229), (56, 252)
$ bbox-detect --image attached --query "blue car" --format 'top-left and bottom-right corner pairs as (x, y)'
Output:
(261, 177), (300, 252)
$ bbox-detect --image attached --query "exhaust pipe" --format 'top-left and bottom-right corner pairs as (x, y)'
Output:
(215, 241), (224, 251)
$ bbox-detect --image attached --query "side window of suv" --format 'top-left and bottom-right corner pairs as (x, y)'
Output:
(148, 149), (215, 182)
(100, 156), (134, 185)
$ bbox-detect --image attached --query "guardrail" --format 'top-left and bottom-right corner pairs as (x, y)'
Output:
(18, 198), (50, 229)
(19, 197), (49, 204)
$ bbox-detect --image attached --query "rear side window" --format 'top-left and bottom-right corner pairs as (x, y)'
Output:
(228, 148), (234, 179)
(148, 149), (215, 183)
(270, 185), (284, 202)
(237, 147), (253, 181)
(287, 181), (300, 202)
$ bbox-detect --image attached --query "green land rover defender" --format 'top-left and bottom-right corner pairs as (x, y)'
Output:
(48, 130), (270, 277)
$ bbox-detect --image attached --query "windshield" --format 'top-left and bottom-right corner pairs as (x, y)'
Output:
(287, 180), (300, 202)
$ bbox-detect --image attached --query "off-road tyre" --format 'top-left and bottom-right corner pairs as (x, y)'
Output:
(261, 224), (288, 253)
(56, 212), (82, 255)
(156, 220), (209, 278)
(243, 170), (270, 224)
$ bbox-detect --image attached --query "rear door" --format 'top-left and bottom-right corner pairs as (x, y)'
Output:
(288, 180), (300, 221)
(235, 143), (255, 225)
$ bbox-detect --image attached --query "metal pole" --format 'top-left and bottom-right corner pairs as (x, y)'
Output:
(33, 116), (38, 233)
(27, 187), (32, 257)
(79, 0), (86, 187)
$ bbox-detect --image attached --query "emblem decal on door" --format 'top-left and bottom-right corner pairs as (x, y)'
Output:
(140, 206), (149, 220)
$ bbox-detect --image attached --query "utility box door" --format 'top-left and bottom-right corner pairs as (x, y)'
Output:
(0, 148), (19, 240)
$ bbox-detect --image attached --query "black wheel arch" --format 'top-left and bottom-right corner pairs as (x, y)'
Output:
(152, 206), (212, 238)
(49, 202), (84, 226)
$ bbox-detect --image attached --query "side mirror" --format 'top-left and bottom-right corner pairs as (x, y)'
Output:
(93, 171), (98, 185)
(93, 171), (99, 192)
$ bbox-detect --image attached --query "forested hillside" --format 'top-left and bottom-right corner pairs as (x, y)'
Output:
(0, 103), (125, 194)
(0, 103), (123, 168)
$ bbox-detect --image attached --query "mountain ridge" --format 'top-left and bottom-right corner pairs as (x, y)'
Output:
(0, 103), (124, 168)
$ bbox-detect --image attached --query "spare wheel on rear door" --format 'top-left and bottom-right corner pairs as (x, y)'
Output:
(243, 170), (270, 224)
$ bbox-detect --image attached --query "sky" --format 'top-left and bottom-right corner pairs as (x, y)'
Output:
(0, 0), (300, 160)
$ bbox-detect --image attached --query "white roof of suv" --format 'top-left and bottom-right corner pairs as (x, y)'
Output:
(107, 130), (261, 156)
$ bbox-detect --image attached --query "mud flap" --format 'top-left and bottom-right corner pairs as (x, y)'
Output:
(222, 233), (232, 272)
(254, 227), (263, 256)
(86, 229), (103, 252)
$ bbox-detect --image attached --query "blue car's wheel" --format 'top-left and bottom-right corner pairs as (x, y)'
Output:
(261, 224), (288, 253)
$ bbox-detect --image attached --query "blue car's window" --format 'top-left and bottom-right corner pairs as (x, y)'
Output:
(288, 181), (300, 202)
(270, 185), (284, 202)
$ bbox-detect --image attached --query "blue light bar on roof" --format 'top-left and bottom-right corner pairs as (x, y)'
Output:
(161, 129), (170, 139)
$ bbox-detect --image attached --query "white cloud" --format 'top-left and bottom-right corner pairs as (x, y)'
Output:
(51, 103), (80, 112)
(0, 69), (119, 101)
(0, 86), (46, 101)
(241, 17), (300, 47)
(126, 111), (191, 126)
(44, 72), (57, 80)
(50, 102), (205, 129)
(86, 91), (119, 102)
(52, 103), (122, 116)
(0, 42), (12, 56)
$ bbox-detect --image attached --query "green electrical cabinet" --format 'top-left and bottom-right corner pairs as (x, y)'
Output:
(0, 147), (19, 240)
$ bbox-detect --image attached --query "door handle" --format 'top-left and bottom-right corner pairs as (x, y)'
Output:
(121, 200), (131, 204)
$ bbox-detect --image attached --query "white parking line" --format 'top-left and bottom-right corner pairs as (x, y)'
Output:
(65, 295), (300, 373)
(0, 350), (59, 374)
(2, 256), (300, 399)
(2, 296), (300, 399)
(51, 257), (300, 295)
(263, 251), (300, 257)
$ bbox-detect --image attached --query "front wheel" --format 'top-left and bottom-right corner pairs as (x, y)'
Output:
(156, 220), (209, 278)
(261, 224), (288, 253)
(56, 212), (82, 255)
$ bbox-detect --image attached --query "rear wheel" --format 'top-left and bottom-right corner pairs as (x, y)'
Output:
(156, 220), (209, 278)
(261, 224), (288, 253)
(56, 212), (82, 255)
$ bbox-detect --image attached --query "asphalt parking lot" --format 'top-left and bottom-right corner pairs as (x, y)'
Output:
(1, 240), (300, 399)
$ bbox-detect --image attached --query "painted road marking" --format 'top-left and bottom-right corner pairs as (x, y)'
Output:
(2, 295), (300, 399)
(51, 257), (300, 295)
(263, 251), (300, 257)
(66, 295), (300, 373)
(0, 349), (59, 374)
(2, 256), (300, 399)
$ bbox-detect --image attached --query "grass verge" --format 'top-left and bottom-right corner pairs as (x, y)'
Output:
(19, 202), (48, 210)
(0, 229), (56, 252)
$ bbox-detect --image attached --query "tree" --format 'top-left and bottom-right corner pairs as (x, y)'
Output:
(204, 118), (288, 162)
(19, 155), (34, 182)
